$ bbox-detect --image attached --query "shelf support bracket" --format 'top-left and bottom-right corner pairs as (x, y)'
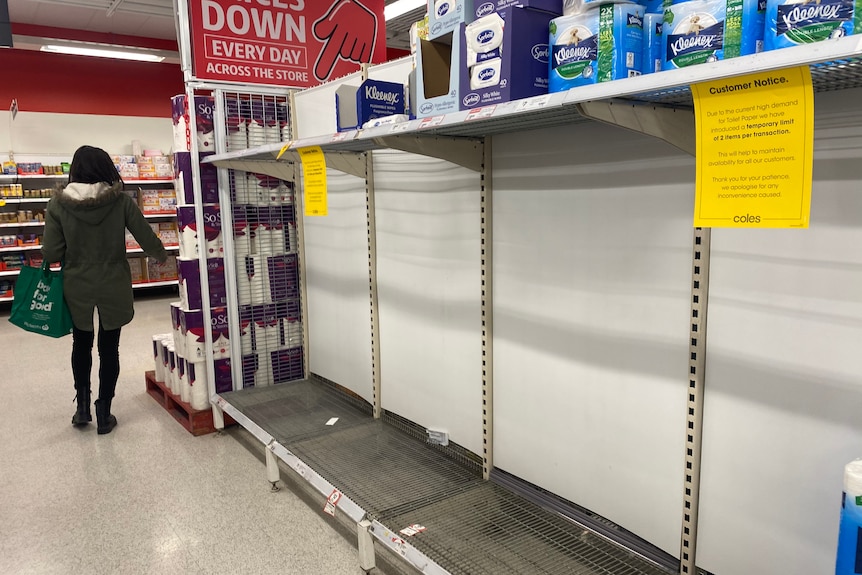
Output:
(576, 100), (696, 156)
(357, 519), (376, 571)
(372, 135), (484, 172)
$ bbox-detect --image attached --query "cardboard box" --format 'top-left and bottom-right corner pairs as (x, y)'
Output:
(428, 0), (467, 39)
(459, 7), (554, 110)
(128, 256), (145, 283)
(157, 222), (179, 247)
(140, 188), (176, 215)
(415, 30), (464, 118)
(147, 254), (178, 281)
(466, 0), (562, 21)
(335, 79), (407, 131)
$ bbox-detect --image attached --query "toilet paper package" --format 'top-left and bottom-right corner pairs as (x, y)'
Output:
(468, 0), (563, 21)
(176, 206), (199, 259)
(247, 100), (281, 147)
(238, 255), (269, 305)
(173, 151), (219, 205)
(180, 308), (207, 362)
(765, 0), (854, 51)
(170, 303), (185, 358)
(460, 6), (555, 110)
(165, 341), (179, 395)
(232, 205), (253, 257)
(662, 0), (764, 70)
(186, 360), (210, 411)
(178, 257), (227, 310)
(239, 305), (255, 354)
(267, 254), (300, 302)
(153, 334), (171, 381)
(272, 346), (304, 383)
(177, 356), (191, 404)
(429, 0), (467, 38)
(213, 358), (233, 394)
(242, 352), (275, 388)
(211, 307), (231, 360)
(642, 13), (664, 73)
(170, 95), (215, 153)
(225, 97), (249, 153)
(202, 205), (224, 259)
(549, 4), (644, 92)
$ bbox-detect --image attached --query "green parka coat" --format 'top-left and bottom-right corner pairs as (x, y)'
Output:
(42, 181), (168, 331)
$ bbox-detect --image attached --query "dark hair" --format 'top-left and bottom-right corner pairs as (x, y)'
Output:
(68, 145), (123, 185)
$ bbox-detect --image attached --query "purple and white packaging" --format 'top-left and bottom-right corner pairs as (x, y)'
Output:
(153, 334), (171, 381)
(213, 358), (233, 394)
(186, 360), (210, 411)
(266, 254), (300, 302)
(239, 255), (268, 305)
(176, 206), (199, 259)
(202, 205), (224, 258)
(242, 353), (273, 388)
(178, 356), (191, 404)
(180, 308), (206, 361)
(271, 346), (304, 383)
(166, 341), (180, 395)
(170, 95), (216, 153)
(225, 97), (249, 152)
(173, 151), (219, 205)
(170, 302), (185, 358)
(211, 307), (231, 360)
(178, 257), (227, 310)
(233, 171), (251, 204)
(171, 95), (190, 153)
(233, 205), (253, 257)
(239, 305), (255, 354)
(193, 96), (215, 153)
(247, 100), (281, 147)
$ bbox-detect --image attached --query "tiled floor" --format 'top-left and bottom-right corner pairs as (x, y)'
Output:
(0, 291), (374, 575)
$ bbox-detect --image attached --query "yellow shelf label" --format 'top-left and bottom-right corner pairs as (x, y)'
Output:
(692, 66), (814, 228)
(298, 146), (328, 217)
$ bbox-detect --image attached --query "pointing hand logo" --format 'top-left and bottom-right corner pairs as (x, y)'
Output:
(313, 0), (379, 82)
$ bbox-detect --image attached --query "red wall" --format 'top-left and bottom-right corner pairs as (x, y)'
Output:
(4, 24), (183, 117)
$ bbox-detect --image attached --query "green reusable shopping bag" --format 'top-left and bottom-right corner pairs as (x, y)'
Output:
(8, 262), (74, 338)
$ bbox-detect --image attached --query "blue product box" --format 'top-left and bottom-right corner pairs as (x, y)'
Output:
(764, 0), (853, 51)
(642, 12), (664, 74)
(415, 30), (464, 117)
(549, 4), (644, 92)
(428, 0), (467, 39)
(459, 6), (554, 110)
(335, 79), (406, 131)
(466, 0), (563, 21)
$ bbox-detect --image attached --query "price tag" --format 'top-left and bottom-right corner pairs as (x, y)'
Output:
(276, 142), (293, 160)
(516, 95), (551, 112)
(323, 489), (342, 516)
(399, 524), (427, 537)
(331, 131), (351, 142)
(465, 106), (496, 122)
(418, 115), (445, 129)
(390, 121), (413, 133)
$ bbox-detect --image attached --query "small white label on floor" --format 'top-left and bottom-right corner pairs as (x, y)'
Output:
(325, 417), (339, 426)
(399, 524), (427, 537)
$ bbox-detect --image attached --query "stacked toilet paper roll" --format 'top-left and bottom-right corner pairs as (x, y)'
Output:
(186, 360), (209, 411)
(225, 98), (248, 152)
(238, 255), (268, 305)
(153, 334), (172, 382)
(178, 356), (191, 404)
(837, 460), (862, 573)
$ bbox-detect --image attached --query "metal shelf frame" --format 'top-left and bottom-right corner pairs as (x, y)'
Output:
(197, 33), (862, 575)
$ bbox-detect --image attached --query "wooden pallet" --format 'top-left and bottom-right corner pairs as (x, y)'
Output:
(145, 371), (233, 436)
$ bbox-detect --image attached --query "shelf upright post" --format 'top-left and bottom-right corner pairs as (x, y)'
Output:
(173, 0), (194, 83)
(212, 89), (244, 392)
(679, 227), (711, 575)
(288, 90), (312, 380)
(364, 151), (381, 418)
(481, 138), (493, 480)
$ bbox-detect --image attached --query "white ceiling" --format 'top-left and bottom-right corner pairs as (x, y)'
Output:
(8, 0), (423, 48)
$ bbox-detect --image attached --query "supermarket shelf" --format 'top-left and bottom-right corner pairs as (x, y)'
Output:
(0, 222), (44, 228)
(0, 270), (20, 277)
(217, 379), (671, 575)
(0, 245), (41, 253)
(143, 213), (177, 219)
(127, 245), (179, 254)
(204, 36), (862, 171)
(126, 179), (173, 185)
(133, 280), (178, 289)
(0, 296), (12, 303)
(0, 198), (51, 204)
(1, 177), (171, 184)
(15, 174), (66, 179)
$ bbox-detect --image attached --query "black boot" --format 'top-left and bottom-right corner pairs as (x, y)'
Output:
(94, 399), (117, 435)
(71, 388), (92, 426)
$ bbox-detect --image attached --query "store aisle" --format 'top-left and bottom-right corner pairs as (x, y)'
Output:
(0, 292), (369, 575)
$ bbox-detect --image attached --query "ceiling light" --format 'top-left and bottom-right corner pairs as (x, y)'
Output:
(384, 0), (426, 21)
(40, 44), (165, 62)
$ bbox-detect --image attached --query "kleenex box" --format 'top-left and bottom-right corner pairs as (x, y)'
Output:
(466, 0), (563, 21)
(459, 6), (554, 110)
(335, 79), (406, 132)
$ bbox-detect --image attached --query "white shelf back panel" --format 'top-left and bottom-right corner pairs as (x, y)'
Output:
(492, 122), (694, 557)
(293, 71), (364, 139)
(697, 88), (862, 575)
(1, 112), (173, 156)
(303, 168), (374, 403)
(373, 148), (484, 456)
(367, 56), (413, 84)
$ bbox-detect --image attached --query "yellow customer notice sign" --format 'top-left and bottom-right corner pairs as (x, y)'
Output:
(298, 146), (328, 217)
(691, 66), (813, 228)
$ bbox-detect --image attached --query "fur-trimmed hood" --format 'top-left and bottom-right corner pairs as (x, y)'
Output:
(54, 181), (124, 225)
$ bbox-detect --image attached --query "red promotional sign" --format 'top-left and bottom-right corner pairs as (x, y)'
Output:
(187, 0), (386, 88)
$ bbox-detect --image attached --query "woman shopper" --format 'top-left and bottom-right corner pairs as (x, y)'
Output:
(42, 145), (168, 435)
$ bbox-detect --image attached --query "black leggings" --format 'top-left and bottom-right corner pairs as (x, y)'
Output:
(72, 323), (122, 401)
